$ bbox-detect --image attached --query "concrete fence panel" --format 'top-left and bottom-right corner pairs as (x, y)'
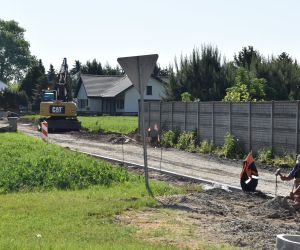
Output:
(140, 101), (300, 154)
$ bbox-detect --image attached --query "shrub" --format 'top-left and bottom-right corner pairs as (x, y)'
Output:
(273, 154), (296, 167)
(257, 148), (274, 163)
(221, 132), (243, 158)
(199, 140), (214, 154)
(161, 130), (176, 147)
(181, 92), (192, 102)
(176, 131), (197, 152)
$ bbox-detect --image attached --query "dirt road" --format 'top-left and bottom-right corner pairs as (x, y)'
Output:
(18, 123), (293, 197)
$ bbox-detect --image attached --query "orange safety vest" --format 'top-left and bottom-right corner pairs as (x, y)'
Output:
(240, 153), (258, 179)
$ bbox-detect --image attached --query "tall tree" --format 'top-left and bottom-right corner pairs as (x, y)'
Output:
(47, 64), (57, 89)
(256, 53), (300, 100)
(164, 46), (230, 101)
(82, 59), (102, 75)
(103, 63), (123, 75)
(223, 67), (266, 102)
(152, 64), (171, 77)
(70, 60), (81, 75)
(234, 46), (262, 73)
(20, 59), (46, 101)
(0, 19), (32, 82)
(70, 60), (82, 94)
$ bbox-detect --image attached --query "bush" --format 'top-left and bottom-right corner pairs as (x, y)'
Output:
(0, 88), (28, 109)
(257, 148), (274, 163)
(273, 154), (296, 167)
(199, 140), (214, 154)
(176, 131), (197, 152)
(221, 132), (243, 158)
(181, 92), (192, 102)
(161, 130), (176, 147)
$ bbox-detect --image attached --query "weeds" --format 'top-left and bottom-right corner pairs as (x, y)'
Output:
(273, 154), (296, 167)
(161, 130), (177, 148)
(257, 148), (274, 164)
(176, 131), (197, 152)
(199, 140), (214, 154)
(221, 133), (243, 158)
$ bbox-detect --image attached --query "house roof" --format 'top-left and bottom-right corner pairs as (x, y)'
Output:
(77, 74), (167, 98)
(0, 80), (7, 90)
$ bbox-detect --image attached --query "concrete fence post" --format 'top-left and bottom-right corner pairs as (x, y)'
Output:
(296, 101), (299, 153)
(271, 101), (274, 149)
(171, 102), (174, 130)
(184, 102), (187, 131)
(229, 102), (232, 134)
(212, 102), (215, 144)
(197, 102), (200, 140)
(248, 102), (252, 151)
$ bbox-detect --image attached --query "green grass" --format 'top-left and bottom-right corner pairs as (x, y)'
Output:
(22, 115), (138, 134)
(0, 133), (240, 249)
(0, 132), (182, 249)
(0, 132), (131, 192)
(0, 185), (179, 250)
(78, 116), (138, 134)
(0, 133), (179, 194)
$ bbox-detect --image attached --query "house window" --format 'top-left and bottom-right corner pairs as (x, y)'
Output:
(146, 86), (152, 95)
(78, 99), (88, 109)
(116, 99), (124, 109)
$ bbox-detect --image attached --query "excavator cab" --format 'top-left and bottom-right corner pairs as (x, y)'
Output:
(41, 90), (57, 102)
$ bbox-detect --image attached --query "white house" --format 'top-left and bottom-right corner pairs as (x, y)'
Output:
(0, 80), (7, 91)
(75, 74), (167, 115)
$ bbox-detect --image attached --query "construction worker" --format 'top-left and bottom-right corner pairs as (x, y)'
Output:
(240, 152), (259, 192)
(279, 155), (300, 205)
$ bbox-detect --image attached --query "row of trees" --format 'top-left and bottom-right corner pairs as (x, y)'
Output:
(2, 18), (300, 110)
(164, 45), (300, 102)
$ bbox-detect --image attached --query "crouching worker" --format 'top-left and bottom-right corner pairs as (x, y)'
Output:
(240, 152), (259, 192)
(278, 155), (300, 206)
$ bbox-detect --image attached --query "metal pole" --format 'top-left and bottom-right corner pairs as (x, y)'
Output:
(159, 101), (162, 132)
(138, 57), (152, 196)
(160, 146), (163, 171)
(148, 102), (151, 130)
(121, 138), (124, 165)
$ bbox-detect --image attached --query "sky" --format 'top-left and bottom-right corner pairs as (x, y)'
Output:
(1, 0), (300, 71)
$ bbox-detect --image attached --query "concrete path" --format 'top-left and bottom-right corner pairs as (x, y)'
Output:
(18, 123), (294, 197)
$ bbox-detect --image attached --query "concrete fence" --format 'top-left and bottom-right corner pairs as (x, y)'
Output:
(140, 101), (300, 154)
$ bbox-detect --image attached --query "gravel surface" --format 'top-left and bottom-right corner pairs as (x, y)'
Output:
(18, 123), (294, 197)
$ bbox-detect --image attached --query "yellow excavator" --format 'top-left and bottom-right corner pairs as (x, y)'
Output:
(39, 58), (81, 132)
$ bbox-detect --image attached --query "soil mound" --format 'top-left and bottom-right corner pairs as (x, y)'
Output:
(252, 196), (297, 218)
(160, 190), (231, 215)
